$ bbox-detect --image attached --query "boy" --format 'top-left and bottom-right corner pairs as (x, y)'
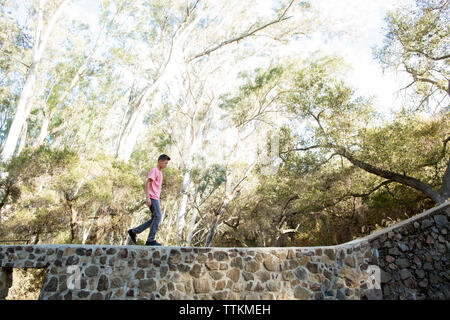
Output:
(128, 154), (170, 246)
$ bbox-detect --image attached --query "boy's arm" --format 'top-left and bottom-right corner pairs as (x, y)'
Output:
(146, 168), (156, 201)
(145, 178), (153, 199)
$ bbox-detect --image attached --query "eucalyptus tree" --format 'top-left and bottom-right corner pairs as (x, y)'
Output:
(116, 0), (322, 244)
(201, 63), (293, 246)
(107, 0), (322, 162)
(28, 2), (128, 151)
(1, 1), (28, 151)
(153, 59), (246, 245)
(0, 0), (145, 162)
(1, 0), (73, 162)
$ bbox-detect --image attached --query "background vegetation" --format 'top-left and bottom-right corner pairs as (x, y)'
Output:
(0, 0), (448, 250)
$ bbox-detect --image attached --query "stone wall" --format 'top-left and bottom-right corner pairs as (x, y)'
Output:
(365, 203), (449, 299)
(0, 243), (378, 300)
(0, 201), (449, 300)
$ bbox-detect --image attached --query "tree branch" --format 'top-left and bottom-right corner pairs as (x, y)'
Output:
(187, 0), (294, 62)
(335, 146), (443, 203)
(407, 48), (450, 61)
(279, 143), (333, 154)
(281, 142), (445, 204)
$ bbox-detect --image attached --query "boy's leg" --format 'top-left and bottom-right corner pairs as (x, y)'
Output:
(131, 203), (155, 234)
(146, 199), (162, 243)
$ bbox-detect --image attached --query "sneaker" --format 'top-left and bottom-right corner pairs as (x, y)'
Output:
(145, 240), (162, 246)
(128, 229), (137, 244)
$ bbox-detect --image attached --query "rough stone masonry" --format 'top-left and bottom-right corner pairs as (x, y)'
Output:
(0, 201), (449, 300)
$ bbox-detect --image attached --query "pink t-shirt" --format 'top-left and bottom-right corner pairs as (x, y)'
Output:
(147, 166), (163, 200)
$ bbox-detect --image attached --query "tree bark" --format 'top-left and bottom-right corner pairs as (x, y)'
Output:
(186, 193), (200, 246)
(17, 119), (28, 155)
(114, 9), (200, 162)
(176, 170), (191, 245)
(1, 62), (38, 161)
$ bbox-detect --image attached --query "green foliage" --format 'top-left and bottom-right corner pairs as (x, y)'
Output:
(373, 0), (449, 112)
(0, 0), (448, 251)
(0, 145), (166, 245)
(212, 48), (448, 247)
(281, 55), (377, 149)
(0, 145), (77, 204)
(357, 109), (449, 186)
(218, 65), (285, 126)
(190, 164), (227, 195)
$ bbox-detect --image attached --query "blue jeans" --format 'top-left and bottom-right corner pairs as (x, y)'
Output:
(131, 198), (161, 243)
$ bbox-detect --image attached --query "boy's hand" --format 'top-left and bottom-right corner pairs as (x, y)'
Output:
(146, 197), (151, 207)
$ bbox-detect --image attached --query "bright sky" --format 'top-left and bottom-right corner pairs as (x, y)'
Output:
(62, 0), (416, 164)
(63, 0), (412, 119)
(8, 0), (416, 119)
(305, 0), (411, 119)
(8, 0), (419, 159)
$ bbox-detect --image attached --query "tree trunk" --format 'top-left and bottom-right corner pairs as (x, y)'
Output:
(32, 11), (115, 150)
(336, 146), (449, 204)
(69, 206), (78, 243)
(186, 194), (200, 246)
(175, 100), (215, 245)
(17, 119), (28, 155)
(114, 12), (198, 162)
(205, 161), (256, 247)
(205, 193), (236, 247)
(115, 85), (161, 162)
(33, 110), (50, 148)
(82, 206), (99, 245)
(1, 0), (71, 162)
(175, 170), (191, 245)
(438, 157), (450, 201)
(1, 62), (38, 161)
(113, 2), (288, 162)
